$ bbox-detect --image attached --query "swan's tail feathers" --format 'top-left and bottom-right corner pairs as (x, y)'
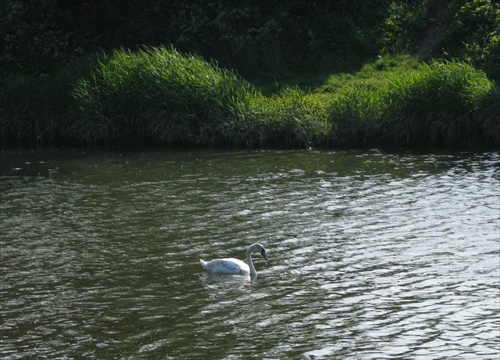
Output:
(200, 259), (208, 270)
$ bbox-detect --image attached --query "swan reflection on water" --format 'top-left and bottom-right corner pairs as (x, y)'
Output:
(203, 272), (253, 283)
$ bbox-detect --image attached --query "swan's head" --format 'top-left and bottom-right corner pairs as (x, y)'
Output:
(256, 243), (268, 260)
(248, 243), (268, 261)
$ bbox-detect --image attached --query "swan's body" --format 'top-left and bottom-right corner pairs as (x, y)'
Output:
(200, 243), (268, 278)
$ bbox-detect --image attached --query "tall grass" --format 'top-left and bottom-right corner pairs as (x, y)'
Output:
(71, 47), (250, 144)
(327, 84), (383, 146)
(1, 48), (498, 148)
(70, 46), (328, 147)
(380, 60), (497, 145)
(325, 59), (498, 147)
(231, 87), (330, 148)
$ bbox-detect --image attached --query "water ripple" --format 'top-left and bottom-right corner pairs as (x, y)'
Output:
(1, 150), (498, 358)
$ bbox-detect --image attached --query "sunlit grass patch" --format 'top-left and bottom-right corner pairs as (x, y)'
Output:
(70, 46), (331, 147)
(1, 49), (498, 148)
(380, 60), (497, 145)
(323, 58), (498, 147)
(71, 46), (258, 145)
(317, 55), (421, 93)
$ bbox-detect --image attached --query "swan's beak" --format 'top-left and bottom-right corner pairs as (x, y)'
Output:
(261, 249), (268, 260)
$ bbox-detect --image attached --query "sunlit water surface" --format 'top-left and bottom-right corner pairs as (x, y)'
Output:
(1, 148), (499, 359)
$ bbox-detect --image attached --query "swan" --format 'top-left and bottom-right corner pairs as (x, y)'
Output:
(200, 243), (268, 278)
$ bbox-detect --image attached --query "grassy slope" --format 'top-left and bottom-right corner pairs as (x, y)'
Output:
(3, 49), (496, 148)
(1, 1), (499, 149)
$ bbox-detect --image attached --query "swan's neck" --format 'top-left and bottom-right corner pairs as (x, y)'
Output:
(246, 246), (257, 277)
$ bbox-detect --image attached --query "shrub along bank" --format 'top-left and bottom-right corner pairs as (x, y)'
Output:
(1, 47), (498, 148)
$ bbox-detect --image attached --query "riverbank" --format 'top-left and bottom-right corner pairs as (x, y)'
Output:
(1, 47), (498, 149)
(1, 1), (498, 149)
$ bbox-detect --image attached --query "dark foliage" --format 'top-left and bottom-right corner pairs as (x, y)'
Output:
(0, 0), (391, 77)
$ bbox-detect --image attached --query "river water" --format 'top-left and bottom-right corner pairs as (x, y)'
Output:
(1, 148), (499, 359)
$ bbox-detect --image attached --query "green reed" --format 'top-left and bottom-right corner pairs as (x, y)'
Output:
(327, 84), (382, 146)
(70, 46), (329, 147)
(324, 59), (498, 147)
(1, 48), (498, 148)
(379, 60), (497, 146)
(71, 47), (245, 144)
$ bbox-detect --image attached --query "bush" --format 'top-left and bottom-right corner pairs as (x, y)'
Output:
(0, 0), (76, 75)
(379, 0), (433, 54)
(71, 46), (255, 144)
(440, 0), (500, 80)
(327, 84), (382, 146)
(1, 48), (497, 148)
(0, 0), (391, 78)
(324, 59), (498, 147)
(381, 60), (496, 145)
(71, 46), (331, 147)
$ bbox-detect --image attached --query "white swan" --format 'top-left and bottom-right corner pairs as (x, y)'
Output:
(200, 243), (268, 278)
